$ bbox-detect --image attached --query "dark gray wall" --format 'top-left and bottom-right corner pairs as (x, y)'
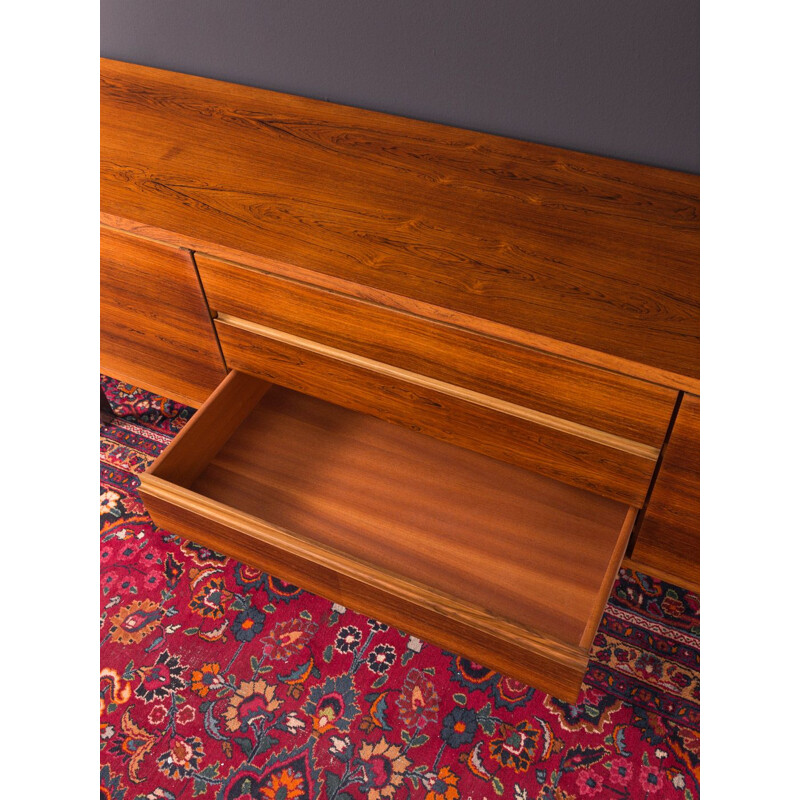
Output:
(100, 0), (698, 173)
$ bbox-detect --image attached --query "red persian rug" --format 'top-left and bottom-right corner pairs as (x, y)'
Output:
(100, 376), (699, 800)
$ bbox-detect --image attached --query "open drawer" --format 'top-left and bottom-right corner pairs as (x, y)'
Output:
(138, 370), (636, 702)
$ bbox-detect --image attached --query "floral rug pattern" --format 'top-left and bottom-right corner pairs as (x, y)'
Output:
(100, 376), (699, 799)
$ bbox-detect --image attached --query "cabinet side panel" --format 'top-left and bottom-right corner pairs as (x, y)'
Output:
(630, 394), (699, 588)
(100, 227), (227, 405)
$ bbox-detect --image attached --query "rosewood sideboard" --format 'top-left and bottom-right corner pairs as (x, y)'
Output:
(100, 59), (699, 703)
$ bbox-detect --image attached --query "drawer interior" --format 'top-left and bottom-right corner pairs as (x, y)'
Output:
(139, 370), (635, 699)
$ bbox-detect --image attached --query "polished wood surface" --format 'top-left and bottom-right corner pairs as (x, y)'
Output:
(101, 58), (699, 391)
(150, 370), (269, 487)
(139, 373), (636, 701)
(100, 227), (227, 406)
(218, 313), (659, 458)
(197, 254), (678, 447)
(581, 506), (637, 650)
(630, 394), (700, 589)
(215, 316), (657, 506)
(191, 385), (632, 646)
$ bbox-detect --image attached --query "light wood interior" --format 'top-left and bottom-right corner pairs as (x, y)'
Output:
(183, 381), (633, 648)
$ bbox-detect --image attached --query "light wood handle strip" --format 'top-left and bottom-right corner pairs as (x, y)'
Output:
(216, 312), (660, 461)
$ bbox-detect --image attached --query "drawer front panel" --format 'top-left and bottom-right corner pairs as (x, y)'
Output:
(214, 315), (658, 506)
(630, 394), (700, 589)
(101, 228), (227, 406)
(196, 254), (678, 448)
(139, 482), (590, 701)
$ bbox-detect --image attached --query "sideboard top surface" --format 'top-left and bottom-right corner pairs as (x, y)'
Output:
(100, 58), (699, 387)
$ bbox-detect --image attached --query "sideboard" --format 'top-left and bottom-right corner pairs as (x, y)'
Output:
(100, 58), (699, 702)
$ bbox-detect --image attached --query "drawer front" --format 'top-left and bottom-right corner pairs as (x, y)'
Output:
(214, 313), (657, 506)
(197, 254), (678, 448)
(140, 483), (591, 702)
(630, 394), (700, 589)
(101, 228), (227, 406)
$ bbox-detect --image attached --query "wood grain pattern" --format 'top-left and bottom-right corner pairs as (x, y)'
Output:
(139, 374), (636, 700)
(101, 58), (699, 389)
(215, 317), (657, 506)
(580, 506), (638, 649)
(196, 254), (678, 447)
(106, 214), (699, 396)
(190, 385), (632, 646)
(100, 227), (228, 406)
(218, 313), (658, 459)
(630, 394), (700, 588)
(149, 370), (269, 487)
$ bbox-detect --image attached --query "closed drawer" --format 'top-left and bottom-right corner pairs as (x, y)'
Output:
(196, 255), (678, 506)
(101, 228), (227, 406)
(139, 370), (637, 702)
